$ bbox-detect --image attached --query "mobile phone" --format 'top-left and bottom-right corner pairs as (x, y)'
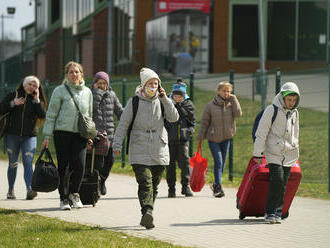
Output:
(158, 86), (164, 97)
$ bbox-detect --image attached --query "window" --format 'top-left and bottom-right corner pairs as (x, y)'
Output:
(232, 4), (259, 58)
(267, 2), (295, 60)
(298, 1), (327, 61)
(36, 0), (48, 35)
(51, 0), (60, 23)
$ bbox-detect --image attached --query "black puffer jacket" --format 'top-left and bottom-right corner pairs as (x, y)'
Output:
(0, 88), (46, 137)
(165, 98), (196, 143)
(92, 88), (123, 142)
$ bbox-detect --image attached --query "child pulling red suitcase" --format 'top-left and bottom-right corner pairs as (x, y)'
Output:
(236, 157), (301, 220)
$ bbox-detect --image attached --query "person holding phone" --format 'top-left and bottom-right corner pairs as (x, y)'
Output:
(112, 67), (179, 229)
(0, 76), (47, 200)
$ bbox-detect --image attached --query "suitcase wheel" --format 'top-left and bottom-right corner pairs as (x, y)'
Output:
(282, 211), (289, 219)
(239, 213), (245, 220)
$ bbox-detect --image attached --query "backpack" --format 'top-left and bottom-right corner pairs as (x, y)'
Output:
(126, 96), (164, 154)
(252, 104), (278, 142)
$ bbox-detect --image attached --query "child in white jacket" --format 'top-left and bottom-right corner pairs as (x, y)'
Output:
(253, 82), (300, 224)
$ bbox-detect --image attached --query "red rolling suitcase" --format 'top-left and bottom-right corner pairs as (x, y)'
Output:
(236, 157), (301, 220)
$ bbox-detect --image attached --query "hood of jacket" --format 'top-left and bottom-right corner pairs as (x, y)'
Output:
(273, 82), (300, 110)
(212, 95), (232, 107)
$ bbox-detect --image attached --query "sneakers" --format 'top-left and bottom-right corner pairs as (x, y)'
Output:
(168, 187), (176, 198)
(264, 214), (276, 224)
(100, 179), (107, 196)
(211, 183), (225, 198)
(181, 186), (193, 197)
(26, 190), (37, 200)
(69, 193), (83, 208)
(60, 199), (71, 210)
(140, 211), (155, 229)
(7, 190), (16, 200)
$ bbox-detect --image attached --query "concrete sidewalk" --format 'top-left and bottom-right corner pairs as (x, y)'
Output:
(0, 159), (329, 248)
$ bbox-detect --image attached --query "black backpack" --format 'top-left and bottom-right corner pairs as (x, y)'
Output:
(252, 104), (278, 142)
(126, 96), (164, 154)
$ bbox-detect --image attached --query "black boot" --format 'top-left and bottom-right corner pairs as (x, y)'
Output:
(140, 210), (155, 229)
(168, 186), (176, 198)
(181, 185), (193, 197)
(100, 179), (107, 196)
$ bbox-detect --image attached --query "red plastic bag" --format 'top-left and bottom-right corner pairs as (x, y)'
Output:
(190, 141), (208, 192)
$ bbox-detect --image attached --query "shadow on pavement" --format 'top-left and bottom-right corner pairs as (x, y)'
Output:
(104, 225), (145, 231)
(16, 207), (60, 213)
(100, 196), (138, 201)
(172, 218), (266, 226)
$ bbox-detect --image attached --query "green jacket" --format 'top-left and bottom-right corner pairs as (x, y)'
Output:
(43, 81), (93, 138)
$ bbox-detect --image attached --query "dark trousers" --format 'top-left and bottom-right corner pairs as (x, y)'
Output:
(100, 147), (114, 180)
(54, 131), (87, 201)
(85, 147), (114, 181)
(265, 164), (291, 215)
(166, 142), (190, 188)
(132, 164), (165, 215)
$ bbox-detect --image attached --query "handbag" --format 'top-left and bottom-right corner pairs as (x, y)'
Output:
(189, 141), (208, 192)
(0, 112), (9, 140)
(87, 132), (110, 156)
(32, 148), (60, 192)
(65, 84), (97, 140)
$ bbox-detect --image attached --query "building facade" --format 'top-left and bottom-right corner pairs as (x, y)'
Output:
(19, 0), (329, 82)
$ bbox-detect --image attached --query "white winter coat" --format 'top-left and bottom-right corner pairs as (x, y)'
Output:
(253, 83), (300, 167)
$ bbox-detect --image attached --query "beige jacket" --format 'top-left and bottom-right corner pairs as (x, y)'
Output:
(197, 95), (242, 143)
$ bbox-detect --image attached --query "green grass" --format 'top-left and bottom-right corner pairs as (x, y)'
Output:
(0, 209), (187, 248)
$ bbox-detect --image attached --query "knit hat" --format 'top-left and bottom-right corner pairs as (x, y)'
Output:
(23, 76), (40, 88)
(171, 79), (189, 99)
(93, 71), (109, 87)
(140, 67), (161, 87)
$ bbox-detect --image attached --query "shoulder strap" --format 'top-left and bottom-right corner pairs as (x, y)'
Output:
(160, 101), (164, 118)
(271, 104), (278, 125)
(126, 96), (139, 154)
(64, 84), (81, 114)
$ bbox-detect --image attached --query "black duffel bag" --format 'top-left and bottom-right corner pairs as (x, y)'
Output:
(32, 148), (60, 192)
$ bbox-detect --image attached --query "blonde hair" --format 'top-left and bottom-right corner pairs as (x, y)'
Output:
(217, 81), (232, 91)
(62, 61), (84, 84)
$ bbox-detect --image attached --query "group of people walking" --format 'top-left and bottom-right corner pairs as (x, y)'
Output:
(0, 62), (300, 228)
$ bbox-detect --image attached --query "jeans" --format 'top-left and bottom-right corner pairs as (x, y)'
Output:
(265, 164), (291, 215)
(208, 140), (230, 185)
(53, 131), (87, 201)
(6, 134), (37, 191)
(132, 164), (165, 215)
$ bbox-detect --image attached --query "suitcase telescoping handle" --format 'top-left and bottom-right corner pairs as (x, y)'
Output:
(91, 147), (95, 174)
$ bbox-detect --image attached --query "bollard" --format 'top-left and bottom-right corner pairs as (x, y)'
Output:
(121, 78), (127, 168)
(189, 73), (194, 157)
(228, 70), (234, 181)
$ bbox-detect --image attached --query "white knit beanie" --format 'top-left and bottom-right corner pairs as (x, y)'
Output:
(23, 75), (40, 88)
(140, 67), (161, 87)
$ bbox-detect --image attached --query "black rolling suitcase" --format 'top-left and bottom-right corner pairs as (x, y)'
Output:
(79, 148), (101, 207)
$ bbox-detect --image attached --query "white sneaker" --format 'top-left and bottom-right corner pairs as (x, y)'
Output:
(60, 199), (71, 210)
(69, 193), (83, 208)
